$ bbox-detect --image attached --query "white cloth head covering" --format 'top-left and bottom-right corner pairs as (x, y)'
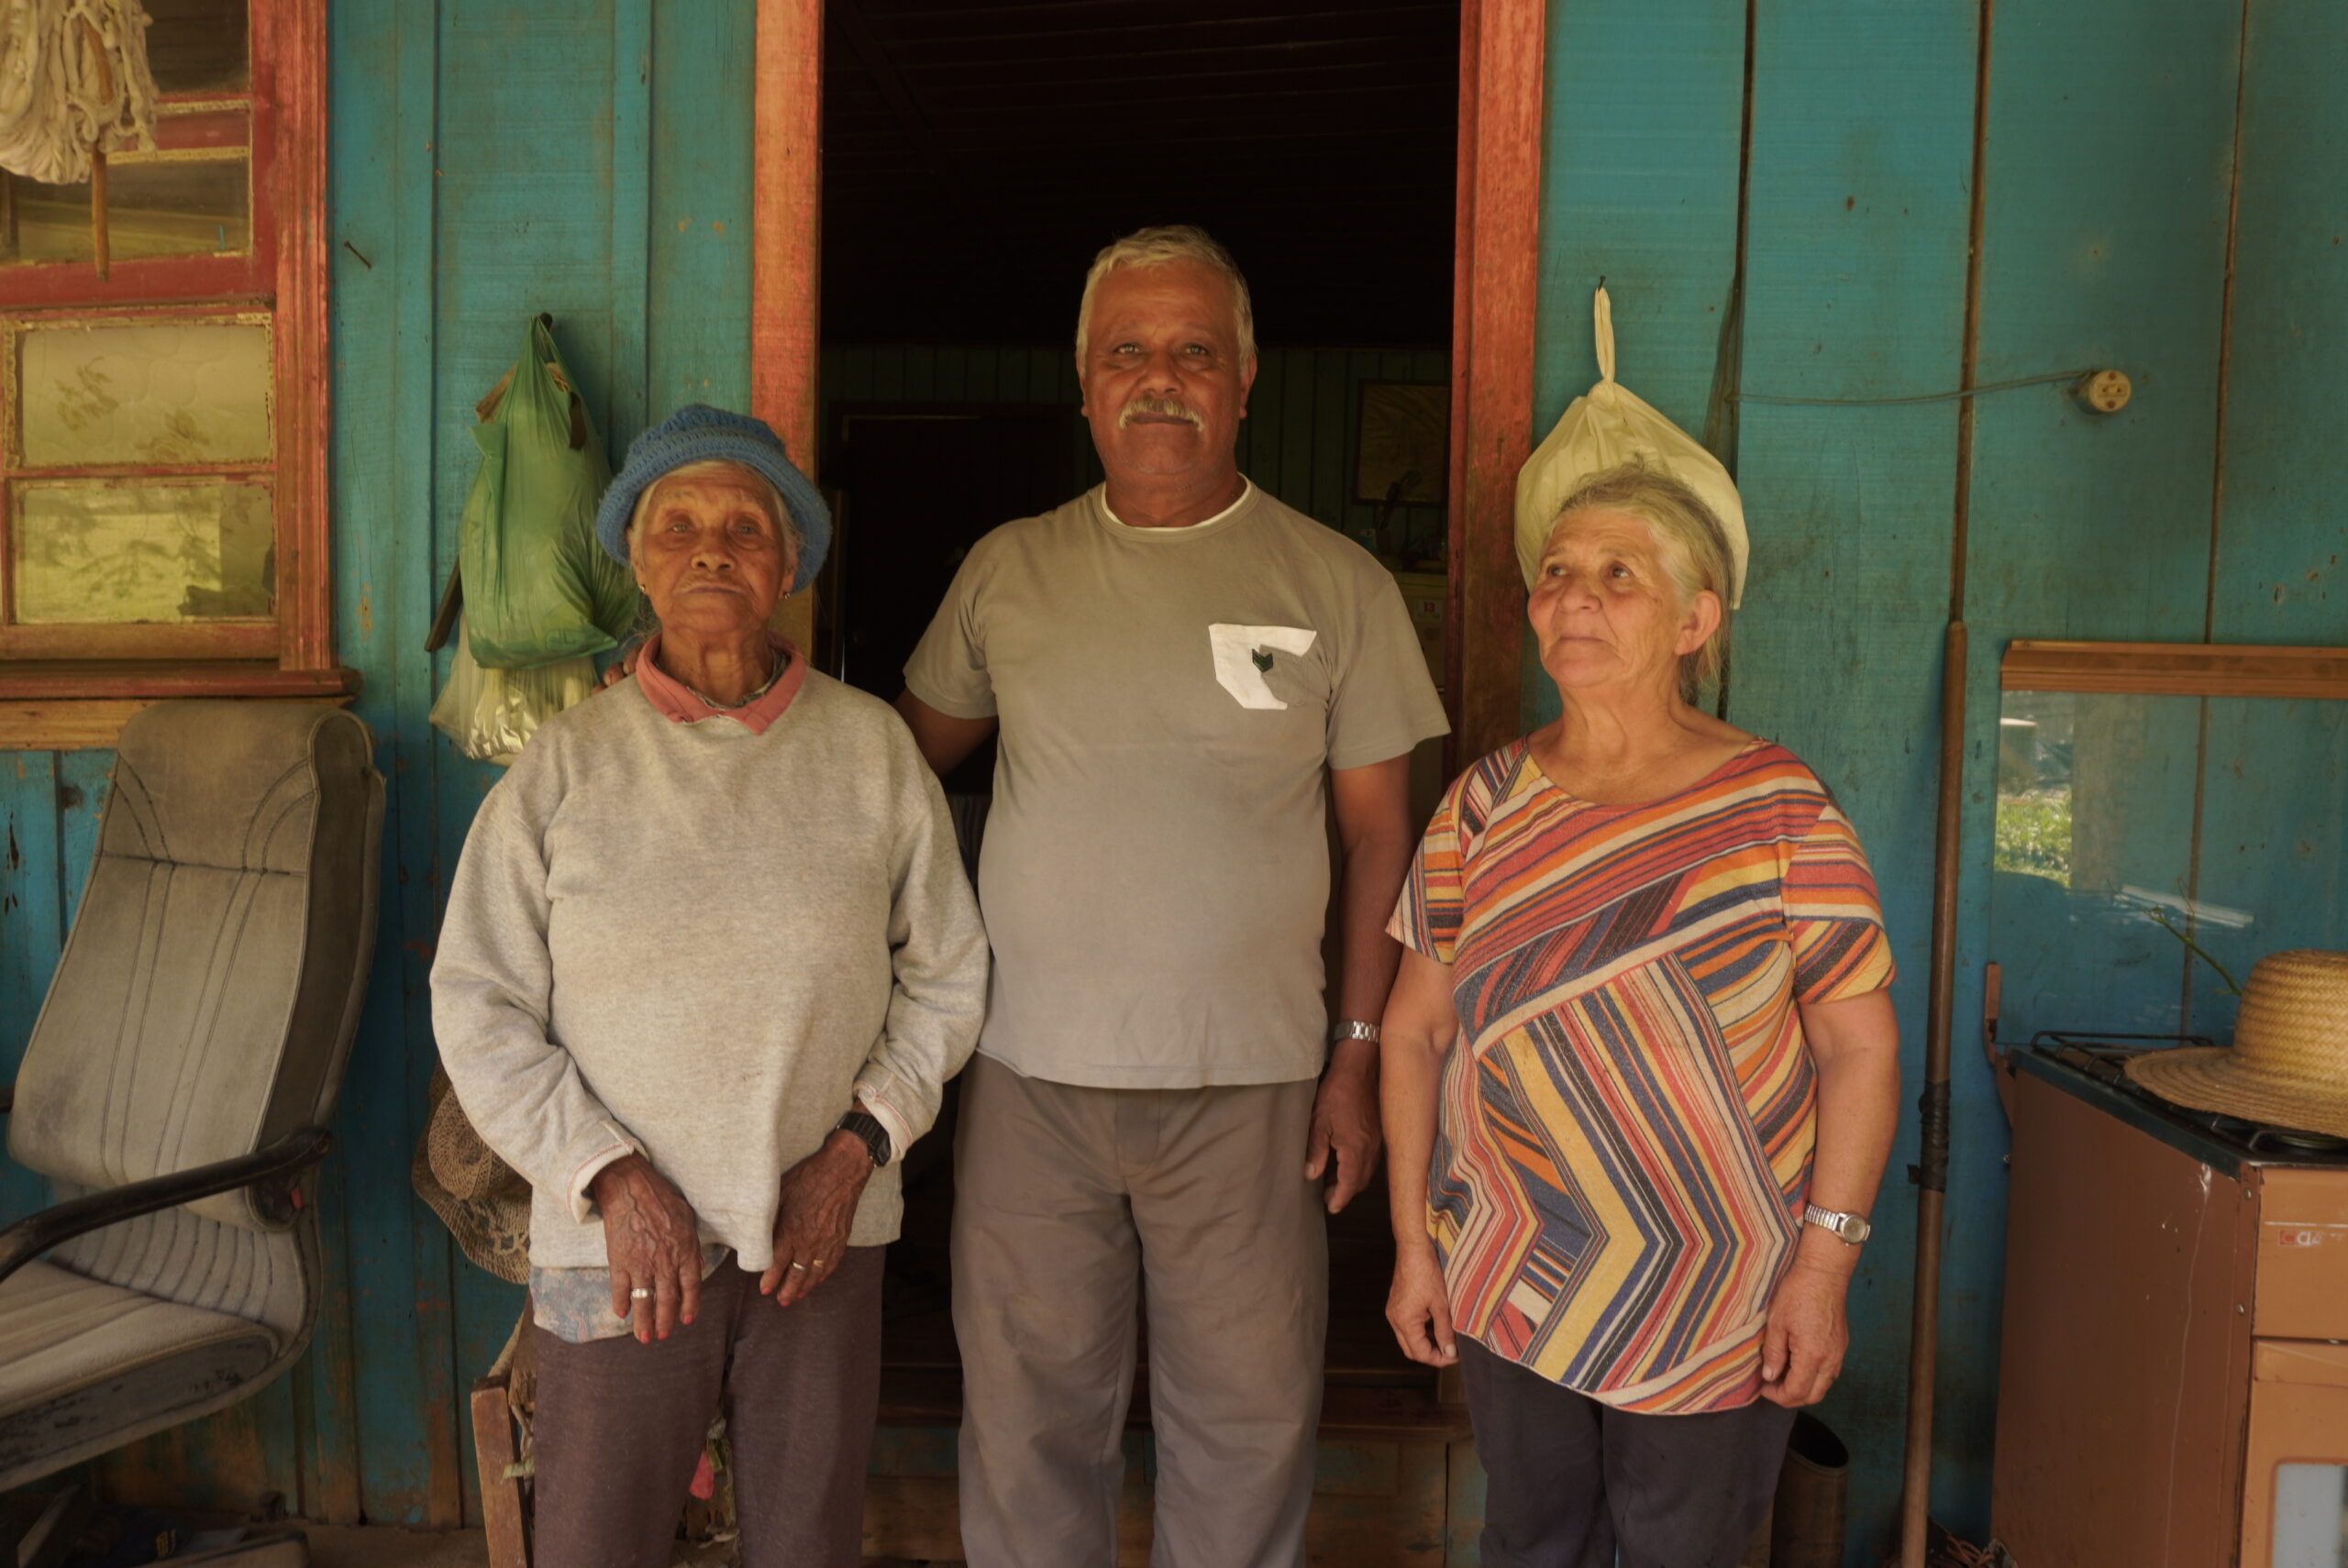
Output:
(0, 0), (158, 186)
(1514, 286), (1750, 606)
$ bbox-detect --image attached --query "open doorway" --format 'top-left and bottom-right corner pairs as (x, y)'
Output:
(814, 0), (1464, 1433)
(748, 0), (1547, 1548)
(815, 2), (1462, 705)
(804, 0), (1468, 1491)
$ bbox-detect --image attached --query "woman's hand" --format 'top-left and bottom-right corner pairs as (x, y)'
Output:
(760, 1132), (875, 1306)
(1385, 1242), (1458, 1368)
(1759, 1255), (1852, 1407)
(594, 641), (646, 691)
(592, 1154), (703, 1343)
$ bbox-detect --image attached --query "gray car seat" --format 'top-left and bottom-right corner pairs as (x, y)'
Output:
(0, 701), (382, 1515)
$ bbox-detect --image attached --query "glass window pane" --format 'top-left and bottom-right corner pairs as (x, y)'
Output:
(18, 319), (272, 467)
(144, 0), (250, 94)
(0, 157), (249, 266)
(2276, 1463), (2348, 1568)
(13, 480), (273, 624)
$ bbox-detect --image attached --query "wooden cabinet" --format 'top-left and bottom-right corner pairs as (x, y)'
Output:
(1991, 1052), (2348, 1568)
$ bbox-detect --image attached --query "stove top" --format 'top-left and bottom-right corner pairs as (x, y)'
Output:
(2018, 1032), (2348, 1174)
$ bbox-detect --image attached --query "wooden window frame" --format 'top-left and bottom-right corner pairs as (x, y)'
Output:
(2000, 639), (2348, 699)
(0, 0), (346, 750)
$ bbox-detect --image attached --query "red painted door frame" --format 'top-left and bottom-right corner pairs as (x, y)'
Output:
(1446, 0), (1546, 768)
(751, 0), (1545, 762)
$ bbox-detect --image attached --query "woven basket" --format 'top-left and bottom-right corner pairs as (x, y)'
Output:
(411, 1066), (532, 1284)
(2125, 949), (2348, 1140)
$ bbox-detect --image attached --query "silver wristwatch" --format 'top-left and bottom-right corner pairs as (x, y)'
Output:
(1329, 1020), (1381, 1045)
(1802, 1204), (1872, 1245)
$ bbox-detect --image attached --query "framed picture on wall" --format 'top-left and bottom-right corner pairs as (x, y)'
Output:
(1355, 381), (1449, 505)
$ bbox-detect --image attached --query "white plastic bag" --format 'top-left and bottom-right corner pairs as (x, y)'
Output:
(428, 613), (595, 766)
(0, 0), (160, 186)
(1513, 285), (1748, 605)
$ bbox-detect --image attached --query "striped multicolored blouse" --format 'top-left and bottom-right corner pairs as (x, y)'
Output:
(1389, 738), (1894, 1414)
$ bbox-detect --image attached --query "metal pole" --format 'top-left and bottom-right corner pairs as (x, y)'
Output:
(1899, 620), (1966, 1567)
(1899, 0), (1995, 1551)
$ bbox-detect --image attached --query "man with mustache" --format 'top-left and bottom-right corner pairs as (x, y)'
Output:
(898, 226), (1448, 1568)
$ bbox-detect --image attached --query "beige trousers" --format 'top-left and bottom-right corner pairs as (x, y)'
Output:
(951, 1053), (1328, 1568)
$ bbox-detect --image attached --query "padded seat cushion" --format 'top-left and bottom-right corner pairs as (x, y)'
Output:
(8, 702), (381, 1231)
(0, 1259), (279, 1415)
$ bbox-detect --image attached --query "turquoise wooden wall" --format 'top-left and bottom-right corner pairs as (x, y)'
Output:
(3, 0), (2342, 1554)
(0, 0), (757, 1525)
(1524, 1), (2346, 1559)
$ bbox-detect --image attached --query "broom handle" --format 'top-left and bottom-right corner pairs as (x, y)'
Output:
(1899, 619), (1966, 1567)
(91, 147), (108, 280)
(84, 17), (115, 281)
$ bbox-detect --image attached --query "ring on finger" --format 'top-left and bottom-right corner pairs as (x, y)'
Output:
(790, 1262), (808, 1272)
(630, 1286), (652, 1299)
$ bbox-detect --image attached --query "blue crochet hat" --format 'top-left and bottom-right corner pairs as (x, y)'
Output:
(595, 404), (832, 592)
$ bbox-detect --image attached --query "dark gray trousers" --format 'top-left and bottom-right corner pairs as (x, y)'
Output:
(1457, 1335), (1794, 1568)
(951, 1053), (1327, 1568)
(530, 1248), (883, 1568)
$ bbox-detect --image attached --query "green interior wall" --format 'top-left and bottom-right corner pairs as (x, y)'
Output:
(819, 342), (1451, 561)
(3, 0), (2343, 1552)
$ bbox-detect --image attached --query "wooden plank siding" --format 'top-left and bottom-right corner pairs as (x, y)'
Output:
(0, 0), (755, 1526)
(1514, 0), (2342, 1559)
(1733, 1), (1978, 1548)
(0, 4), (2342, 1562)
(1518, 0), (1745, 734)
(2185, 0), (2348, 1039)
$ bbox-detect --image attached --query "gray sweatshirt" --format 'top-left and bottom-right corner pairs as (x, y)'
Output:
(430, 672), (989, 1269)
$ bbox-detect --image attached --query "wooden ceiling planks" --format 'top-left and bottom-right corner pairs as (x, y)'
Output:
(820, 0), (1459, 345)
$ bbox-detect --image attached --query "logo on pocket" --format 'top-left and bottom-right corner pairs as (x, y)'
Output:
(1209, 624), (1316, 710)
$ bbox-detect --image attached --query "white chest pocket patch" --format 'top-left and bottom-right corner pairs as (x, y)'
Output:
(1208, 624), (1318, 710)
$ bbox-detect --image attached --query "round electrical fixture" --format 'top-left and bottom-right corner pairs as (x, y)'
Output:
(2076, 370), (2132, 414)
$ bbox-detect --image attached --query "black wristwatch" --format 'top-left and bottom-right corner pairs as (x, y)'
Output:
(835, 1110), (892, 1168)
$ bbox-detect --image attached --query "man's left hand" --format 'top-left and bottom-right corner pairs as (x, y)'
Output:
(1305, 1038), (1382, 1213)
(760, 1132), (875, 1306)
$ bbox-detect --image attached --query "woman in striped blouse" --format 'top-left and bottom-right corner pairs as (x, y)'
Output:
(1379, 464), (1902, 1568)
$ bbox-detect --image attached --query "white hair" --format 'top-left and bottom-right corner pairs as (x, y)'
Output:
(625, 459), (804, 562)
(1546, 462), (1733, 701)
(1074, 224), (1257, 365)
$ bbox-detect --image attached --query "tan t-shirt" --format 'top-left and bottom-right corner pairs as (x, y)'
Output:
(905, 481), (1450, 1088)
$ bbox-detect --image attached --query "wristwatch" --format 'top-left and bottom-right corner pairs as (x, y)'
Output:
(835, 1110), (893, 1168)
(1329, 1020), (1382, 1046)
(1802, 1204), (1871, 1245)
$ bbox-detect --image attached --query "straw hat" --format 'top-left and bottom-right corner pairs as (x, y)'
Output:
(410, 1066), (531, 1285)
(2125, 950), (2348, 1140)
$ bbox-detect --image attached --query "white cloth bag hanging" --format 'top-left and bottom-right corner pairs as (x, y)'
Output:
(0, 0), (158, 186)
(1513, 285), (1749, 606)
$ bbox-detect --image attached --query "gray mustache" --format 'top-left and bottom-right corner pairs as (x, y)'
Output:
(1118, 394), (1203, 429)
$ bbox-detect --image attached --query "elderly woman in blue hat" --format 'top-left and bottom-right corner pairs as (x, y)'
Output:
(433, 405), (990, 1568)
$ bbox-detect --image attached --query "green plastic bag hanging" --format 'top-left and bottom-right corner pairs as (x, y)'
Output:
(459, 315), (643, 668)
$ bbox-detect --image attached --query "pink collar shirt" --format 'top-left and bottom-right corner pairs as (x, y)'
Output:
(631, 632), (808, 734)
